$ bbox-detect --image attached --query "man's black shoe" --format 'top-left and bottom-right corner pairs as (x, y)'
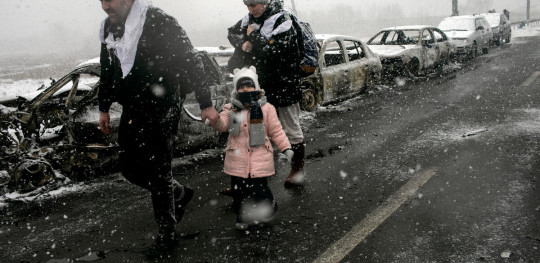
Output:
(175, 186), (194, 222)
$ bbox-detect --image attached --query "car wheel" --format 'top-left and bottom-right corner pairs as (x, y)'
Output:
(406, 59), (420, 79)
(506, 34), (511, 43)
(301, 89), (317, 112)
(364, 71), (379, 92)
(468, 44), (478, 59)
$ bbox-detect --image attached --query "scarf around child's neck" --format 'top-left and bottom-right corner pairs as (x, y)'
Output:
(229, 90), (267, 147)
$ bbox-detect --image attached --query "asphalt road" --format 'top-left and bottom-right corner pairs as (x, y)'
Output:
(1, 35), (539, 263)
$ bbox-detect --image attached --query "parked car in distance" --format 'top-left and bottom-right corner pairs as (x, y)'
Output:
(481, 12), (512, 45)
(0, 50), (232, 178)
(300, 34), (382, 111)
(438, 15), (493, 58)
(367, 25), (456, 78)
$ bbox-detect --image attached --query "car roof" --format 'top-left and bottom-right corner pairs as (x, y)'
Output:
(442, 14), (487, 20)
(315, 34), (362, 42)
(380, 25), (434, 31)
(76, 57), (100, 68)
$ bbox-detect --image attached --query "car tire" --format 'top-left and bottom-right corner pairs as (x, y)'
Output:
(468, 43), (478, 60)
(406, 59), (420, 79)
(301, 89), (317, 112)
(506, 34), (511, 43)
(364, 71), (378, 93)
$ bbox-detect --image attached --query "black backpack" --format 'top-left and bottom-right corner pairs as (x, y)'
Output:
(289, 13), (319, 76)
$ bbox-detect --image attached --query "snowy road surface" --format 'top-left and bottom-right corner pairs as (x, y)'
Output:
(1, 29), (540, 262)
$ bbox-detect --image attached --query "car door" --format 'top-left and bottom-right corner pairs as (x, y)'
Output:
(475, 18), (489, 47)
(432, 28), (450, 62)
(320, 39), (351, 102)
(342, 39), (369, 92)
(421, 29), (437, 68)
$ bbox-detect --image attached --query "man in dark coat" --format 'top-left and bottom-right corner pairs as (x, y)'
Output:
(97, 0), (219, 257)
(227, 0), (306, 188)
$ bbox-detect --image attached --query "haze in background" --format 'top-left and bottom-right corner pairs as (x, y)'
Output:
(0, 0), (536, 59)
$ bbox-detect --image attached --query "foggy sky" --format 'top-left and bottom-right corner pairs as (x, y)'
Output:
(0, 0), (536, 57)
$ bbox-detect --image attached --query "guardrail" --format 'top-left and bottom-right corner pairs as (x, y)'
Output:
(511, 18), (540, 30)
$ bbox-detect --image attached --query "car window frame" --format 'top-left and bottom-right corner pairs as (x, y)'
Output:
(432, 28), (447, 43)
(322, 39), (346, 68)
(342, 40), (366, 62)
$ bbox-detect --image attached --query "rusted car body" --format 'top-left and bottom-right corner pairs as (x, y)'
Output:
(300, 34), (383, 111)
(367, 25), (456, 78)
(0, 51), (233, 179)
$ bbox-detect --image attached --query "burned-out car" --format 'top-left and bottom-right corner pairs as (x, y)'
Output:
(0, 51), (233, 181)
(367, 25), (456, 78)
(300, 34), (383, 111)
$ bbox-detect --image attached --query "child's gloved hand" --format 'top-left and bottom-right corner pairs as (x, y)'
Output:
(283, 149), (294, 163)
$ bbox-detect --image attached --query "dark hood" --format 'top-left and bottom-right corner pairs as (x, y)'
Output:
(249, 0), (283, 24)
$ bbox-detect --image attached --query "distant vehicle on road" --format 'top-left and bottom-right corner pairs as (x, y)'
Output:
(438, 15), (493, 58)
(367, 25), (456, 78)
(300, 34), (382, 111)
(481, 12), (512, 45)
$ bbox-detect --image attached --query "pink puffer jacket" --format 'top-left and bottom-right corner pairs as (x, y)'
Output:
(212, 103), (291, 178)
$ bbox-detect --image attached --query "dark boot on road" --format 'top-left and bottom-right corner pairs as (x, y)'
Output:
(284, 142), (305, 188)
(174, 186), (194, 222)
(146, 225), (177, 259)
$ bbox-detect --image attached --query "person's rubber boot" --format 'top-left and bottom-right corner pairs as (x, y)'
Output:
(146, 225), (177, 259)
(284, 142), (305, 188)
(174, 186), (194, 223)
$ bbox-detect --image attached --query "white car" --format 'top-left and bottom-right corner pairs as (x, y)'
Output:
(481, 12), (512, 45)
(367, 25), (456, 78)
(438, 15), (493, 58)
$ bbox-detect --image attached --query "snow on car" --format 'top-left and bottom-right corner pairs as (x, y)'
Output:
(300, 34), (383, 111)
(481, 12), (512, 45)
(367, 25), (456, 78)
(438, 15), (493, 58)
(0, 50), (233, 189)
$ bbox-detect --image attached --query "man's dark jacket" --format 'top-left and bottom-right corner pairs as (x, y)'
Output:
(227, 1), (302, 107)
(98, 7), (212, 115)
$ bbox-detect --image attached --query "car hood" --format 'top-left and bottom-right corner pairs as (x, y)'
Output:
(444, 31), (473, 39)
(367, 45), (416, 58)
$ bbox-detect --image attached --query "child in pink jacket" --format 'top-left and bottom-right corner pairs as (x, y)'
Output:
(210, 66), (293, 230)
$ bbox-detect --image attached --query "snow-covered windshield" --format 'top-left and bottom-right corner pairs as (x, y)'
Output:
(368, 30), (421, 45)
(438, 18), (475, 32)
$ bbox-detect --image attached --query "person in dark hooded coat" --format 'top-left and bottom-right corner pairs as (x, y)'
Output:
(227, 0), (306, 189)
(97, 0), (219, 257)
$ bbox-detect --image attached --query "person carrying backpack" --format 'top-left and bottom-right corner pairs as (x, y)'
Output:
(227, 0), (306, 189)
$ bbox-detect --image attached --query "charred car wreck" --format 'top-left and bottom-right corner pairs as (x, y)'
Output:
(300, 34), (383, 111)
(0, 51), (233, 192)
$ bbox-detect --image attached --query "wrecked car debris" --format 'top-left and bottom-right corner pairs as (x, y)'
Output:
(0, 50), (233, 193)
(299, 35), (383, 111)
